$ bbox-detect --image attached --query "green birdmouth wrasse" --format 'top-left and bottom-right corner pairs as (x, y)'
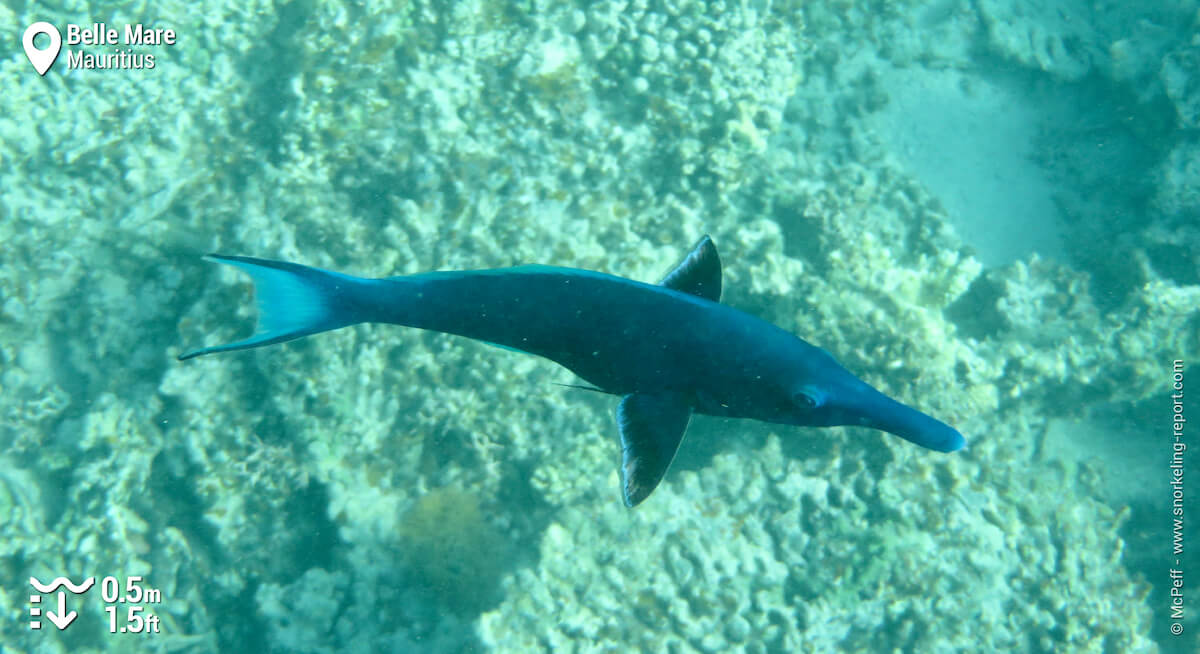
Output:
(181, 236), (965, 506)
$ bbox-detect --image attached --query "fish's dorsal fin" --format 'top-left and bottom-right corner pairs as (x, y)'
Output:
(659, 235), (722, 302)
(616, 392), (692, 507)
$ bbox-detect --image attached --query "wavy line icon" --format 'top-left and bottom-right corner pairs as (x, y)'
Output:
(29, 576), (95, 594)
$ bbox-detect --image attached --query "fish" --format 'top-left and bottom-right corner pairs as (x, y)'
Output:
(180, 236), (965, 506)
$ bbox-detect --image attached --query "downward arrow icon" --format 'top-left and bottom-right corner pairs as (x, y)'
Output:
(46, 592), (77, 630)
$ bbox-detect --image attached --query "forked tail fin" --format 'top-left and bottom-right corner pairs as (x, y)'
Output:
(178, 254), (369, 360)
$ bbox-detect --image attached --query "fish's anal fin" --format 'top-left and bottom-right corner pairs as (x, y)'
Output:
(659, 235), (722, 302)
(617, 392), (692, 507)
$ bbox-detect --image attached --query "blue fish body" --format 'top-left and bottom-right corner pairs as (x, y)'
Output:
(181, 237), (965, 506)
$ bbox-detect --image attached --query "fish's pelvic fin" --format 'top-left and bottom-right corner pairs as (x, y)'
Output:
(178, 255), (365, 360)
(553, 382), (615, 395)
(659, 235), (722, 302)
(617, 392), (692, 507)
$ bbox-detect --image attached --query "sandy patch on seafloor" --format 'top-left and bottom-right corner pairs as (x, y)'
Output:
(868, 65), (1066, 268)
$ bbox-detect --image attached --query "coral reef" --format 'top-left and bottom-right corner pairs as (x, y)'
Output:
(481, 432), (1154, 653)
(1162, 44), (1200, 129)
(2, 0), (1196, 653)
(977, 0), (1103, 80)
(396, 486), (508, 615)
(976, 0), (1194, 83)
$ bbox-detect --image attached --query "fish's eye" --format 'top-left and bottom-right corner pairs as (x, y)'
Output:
(793, 390), (820, 410)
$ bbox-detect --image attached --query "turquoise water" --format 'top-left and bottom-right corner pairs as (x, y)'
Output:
(2, 1), (1197, 652)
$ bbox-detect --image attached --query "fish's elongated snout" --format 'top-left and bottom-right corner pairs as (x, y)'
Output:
(845, 386), (966, 452)
(880, 411), (966, 453)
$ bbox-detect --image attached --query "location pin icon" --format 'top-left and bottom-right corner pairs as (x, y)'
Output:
(23, 22), (62, 76)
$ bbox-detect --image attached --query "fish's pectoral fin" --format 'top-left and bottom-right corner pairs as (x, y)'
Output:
(659, 235), (722, 302)
(616, 392), (692, 507)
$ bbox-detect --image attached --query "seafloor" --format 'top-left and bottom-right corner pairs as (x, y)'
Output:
(1, 1), (1198, 653)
